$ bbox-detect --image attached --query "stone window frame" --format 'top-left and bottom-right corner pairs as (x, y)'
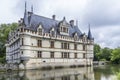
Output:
(37, 51), (42, 58)
(50, 41), (54, 48)
(37, 24), (43, 35)
(37, 40), (42, 47)
(50, 52), (54, 58)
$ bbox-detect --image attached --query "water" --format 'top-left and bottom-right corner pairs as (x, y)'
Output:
(0, 65), (120, 80)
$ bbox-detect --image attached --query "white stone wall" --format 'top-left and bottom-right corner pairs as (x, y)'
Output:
(23, 35), (31, 46)
(6, 28), (94, 69)
(31, 37), (37, 46)
(78, 44), (83, 50)
(55, 41), (61, 48)
(69, 43), (74, 49)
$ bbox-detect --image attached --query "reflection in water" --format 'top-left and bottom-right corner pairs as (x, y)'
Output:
(1, 65), (120, 80)
(0, 67), (94, 80)
(94, 65), (120, 80)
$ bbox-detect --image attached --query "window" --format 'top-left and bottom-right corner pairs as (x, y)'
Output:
(21, 51), (23, 55)
(61, 52), (69, 58)
(21, 28), (23, 32)
(38, 28), (42, 35)
(61, 27), (62, 32)
(68, 53), (70, 58)
(64, 43), (67, 49)
(61, 52), (63, 58)
(50, 52), (54, 58)
(61, 42), (69, 49)
(22, 38), (24, 45)
(83, 53), (86, 58)
(62, 27), (68, 33)
(61, 76), (70, 80)
(50, 41), (54, 48)
(37, 40), (42, 47)
(68, 43), (69, 49)
(83, 45), (86, 51)
(74, 53), (77, 58)
(61, 43), (63, 49)
(67, 28), (68, 33)
(64, 52), (68, 58)
(74, 33), (78, 41)
(74, 44), (77, 50)
(63, 27), (66, 32)
(38, 51), (42, 58)
(51, 31), (55, 37)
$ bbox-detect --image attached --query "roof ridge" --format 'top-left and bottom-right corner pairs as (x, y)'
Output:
(32, 13), (60, 22)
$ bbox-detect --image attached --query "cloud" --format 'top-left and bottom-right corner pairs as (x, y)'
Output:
(0, 0), (120, 48)
(0, 0), (20, 23)
(82, 0), (120, 27)
(92, 25), (120, 48)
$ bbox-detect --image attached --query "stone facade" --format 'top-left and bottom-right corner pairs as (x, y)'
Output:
(6, 3), (94, 70)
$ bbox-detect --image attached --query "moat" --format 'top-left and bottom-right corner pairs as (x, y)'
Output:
(0, 65), (120, 80)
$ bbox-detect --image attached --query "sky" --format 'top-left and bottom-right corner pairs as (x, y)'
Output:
(0, 0), (120, 48)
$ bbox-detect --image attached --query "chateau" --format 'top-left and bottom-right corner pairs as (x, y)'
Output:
(6, 3), (94, 69)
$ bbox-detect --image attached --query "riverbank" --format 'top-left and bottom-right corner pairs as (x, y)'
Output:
(93, 61), (110, 65)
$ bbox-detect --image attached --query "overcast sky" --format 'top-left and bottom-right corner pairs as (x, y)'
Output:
(0, 0), (120, 48)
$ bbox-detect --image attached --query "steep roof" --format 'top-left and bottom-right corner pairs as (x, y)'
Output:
(23, 12), (82, 37)
(87, 25), (93, 40)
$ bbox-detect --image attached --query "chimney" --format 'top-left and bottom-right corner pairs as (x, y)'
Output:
(28, 11), (33, 17)
(52, 15), (56, 20)
(69, 20), (74, 27)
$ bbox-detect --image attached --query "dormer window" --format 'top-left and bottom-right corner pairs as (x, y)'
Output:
(50, 27), (55, 37)
(38, 28), (42, 35)
(63, 27), (68, 33)
(83, 33), (87, 42)
(74, 32), (78, 41)
(37, 24), (43, 35)
(59, 17), (69, 36)
(60, 25), (68, 33)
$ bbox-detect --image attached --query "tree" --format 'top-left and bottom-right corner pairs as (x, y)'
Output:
(0, 23), (18, 63)
(99, 47), (112, 61)
(94, 44), (101, 61)
(94, 44), (112, 61)
(111, 48), (120, 64)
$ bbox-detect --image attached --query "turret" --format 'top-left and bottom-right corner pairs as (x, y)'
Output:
(87, 24), (93, 40)
(23, 1), (29, 27)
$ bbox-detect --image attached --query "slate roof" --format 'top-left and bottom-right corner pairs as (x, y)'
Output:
(87, 25), (93, 40)
(23, 12), (84, 38)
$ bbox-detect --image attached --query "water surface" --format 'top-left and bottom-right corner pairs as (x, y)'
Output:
(0, 65), (119, 80)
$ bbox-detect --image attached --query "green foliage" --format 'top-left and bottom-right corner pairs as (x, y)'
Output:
(116, 71), (120, 80)
(99, 47), (112, 61)
(94, 44), (120, 64)
(111, 48), (120, 64)
(0, 23), (18, 63)
(94, 44), (101, 61)
(0, 57), (6, 64)
(94, 44), (112, 61)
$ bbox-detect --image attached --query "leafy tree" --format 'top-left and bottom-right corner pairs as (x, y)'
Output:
(0, 23), (18, 63)
(94, 44), (112, 61)
(111, 48), (120, 64)
(94, 44), (101, 61)
(99, 47), (112, 61)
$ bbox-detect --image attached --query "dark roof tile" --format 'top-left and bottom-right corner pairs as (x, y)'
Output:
(23, 13), (82, 37)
